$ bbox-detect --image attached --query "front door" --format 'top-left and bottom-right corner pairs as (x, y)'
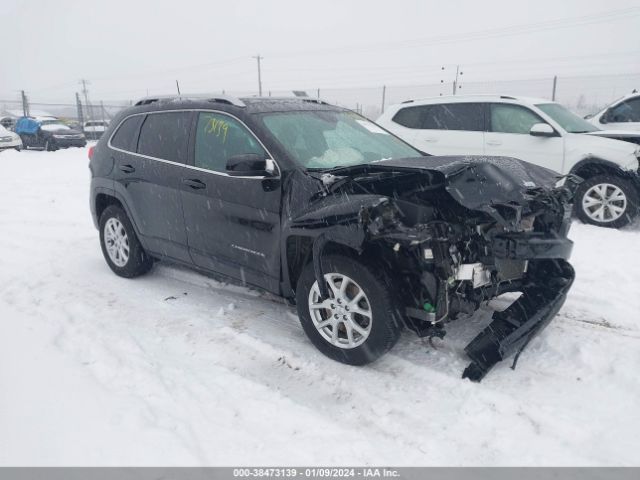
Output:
(484, 103), (565, 173)
(180, 111), (282, 293)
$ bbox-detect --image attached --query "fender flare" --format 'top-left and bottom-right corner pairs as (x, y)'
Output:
(568, 157), (632, 179)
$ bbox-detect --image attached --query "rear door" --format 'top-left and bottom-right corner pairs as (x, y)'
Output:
(180, 111), (282, 293)
(112, 111), (192, 262)
(484, 103), (564, 173)
(392, 103), (485, 155)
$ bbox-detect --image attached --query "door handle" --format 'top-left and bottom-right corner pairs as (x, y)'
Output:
(423, 137), (437, 143)
(182, 178), (207, 190)
(486, 140), (502, 146)
(119, 164), (135, 173)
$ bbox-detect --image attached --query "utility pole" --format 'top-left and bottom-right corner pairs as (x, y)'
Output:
(253, 54), (263, 96)
(75, 92), (84, 124)
(452, 65), (463, 95)
(552, 75), (558, 101)
(381, 85), (386, 114)
(176, 80), (181, 95)
(21, 90), (29, 117)
(80, 79), (93, 123)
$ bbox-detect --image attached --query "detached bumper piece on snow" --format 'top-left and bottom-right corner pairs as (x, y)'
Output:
(462, 259), (575, 382)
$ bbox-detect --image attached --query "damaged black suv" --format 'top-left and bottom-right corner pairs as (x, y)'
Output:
(89, 95), (577, 381)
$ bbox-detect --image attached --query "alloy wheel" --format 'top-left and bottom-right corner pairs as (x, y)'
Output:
(308, 273), (372, 349)
(104, 217), (130, 267)
(582, 183), (627, 223)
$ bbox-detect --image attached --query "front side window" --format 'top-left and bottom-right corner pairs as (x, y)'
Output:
(489, 104), (543, 134)
(111, 115), (144, 151)
(609, 98), (640, 123)
(137, 112), (191, 162)
(261, 110), (420, 169)
(194, 112), (266, 173)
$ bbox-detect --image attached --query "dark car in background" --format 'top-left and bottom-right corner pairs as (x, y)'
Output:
(15, 116), (86, 151)
(88, 95), (577, 381)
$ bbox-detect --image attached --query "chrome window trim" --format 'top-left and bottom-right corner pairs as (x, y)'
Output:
(107, 108), (281, 180)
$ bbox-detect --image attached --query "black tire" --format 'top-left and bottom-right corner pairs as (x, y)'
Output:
(99, 205), (153, 278)
(575, 174), (638, 228)
(295, 254), (403, 366)
(44, 139), (56, 151)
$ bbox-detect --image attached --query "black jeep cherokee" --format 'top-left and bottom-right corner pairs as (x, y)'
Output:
(89, 95), (577, 381)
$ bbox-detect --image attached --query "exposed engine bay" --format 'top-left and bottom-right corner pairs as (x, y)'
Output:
(285, 156), (579, 381)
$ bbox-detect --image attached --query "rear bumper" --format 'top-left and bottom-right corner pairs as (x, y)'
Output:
(84, 131), (104, 140)
(0, 139), (22, 150)
(53, 138), (87, 148)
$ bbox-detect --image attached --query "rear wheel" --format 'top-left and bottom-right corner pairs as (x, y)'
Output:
(575, 174), (638, 228)
(295, 254), (403, 365)
(99, 205), (153, 277)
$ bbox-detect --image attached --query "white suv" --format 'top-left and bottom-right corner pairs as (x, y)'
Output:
(377, 95), (640, 228)
(586, 91), (640, 132)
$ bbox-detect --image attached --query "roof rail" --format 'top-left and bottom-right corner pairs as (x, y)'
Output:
(206, 95), (246, 107)
(133, 94), (246, 107)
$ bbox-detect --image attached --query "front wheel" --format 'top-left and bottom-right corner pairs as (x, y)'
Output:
(99, 205), (153, 278)
(295, 254), (403, 365)
(575, 174), (638, 228)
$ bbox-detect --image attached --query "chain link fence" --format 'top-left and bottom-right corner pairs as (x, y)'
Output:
(2, 73), (638, 125)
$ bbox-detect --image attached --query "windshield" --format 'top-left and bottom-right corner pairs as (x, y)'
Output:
(260, 110), (421, 169)
(536, 103), (599, 133)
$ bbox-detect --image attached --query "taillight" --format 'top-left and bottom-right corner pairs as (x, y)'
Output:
(88, 145), (95, 160)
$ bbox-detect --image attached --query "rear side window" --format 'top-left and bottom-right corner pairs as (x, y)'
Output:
(194, 112), (266, 173)
(489, 104), (543, 134)
(110, 115), (144, 151)
(137, 112), (191, 162)
(392, 106), (424, 129)
(392, 103), (483, 131)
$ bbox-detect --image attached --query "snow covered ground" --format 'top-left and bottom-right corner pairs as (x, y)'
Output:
(0, 145), (639, 466)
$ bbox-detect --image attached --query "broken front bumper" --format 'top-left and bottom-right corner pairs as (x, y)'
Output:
(462, 231), (575, 382)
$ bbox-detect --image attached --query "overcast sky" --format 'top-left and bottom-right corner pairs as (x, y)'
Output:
(2, 0), (639, 103)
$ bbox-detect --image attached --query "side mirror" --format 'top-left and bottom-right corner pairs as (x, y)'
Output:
(599, 109), (610, 124)
(529, 123), (555, 137)
(226, 153), (275, 177)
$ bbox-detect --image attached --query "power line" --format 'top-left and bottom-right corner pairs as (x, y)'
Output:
(267, 7), (640, 59)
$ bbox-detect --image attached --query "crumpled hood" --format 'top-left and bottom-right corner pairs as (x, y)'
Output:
(358, 155), (564, 212)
